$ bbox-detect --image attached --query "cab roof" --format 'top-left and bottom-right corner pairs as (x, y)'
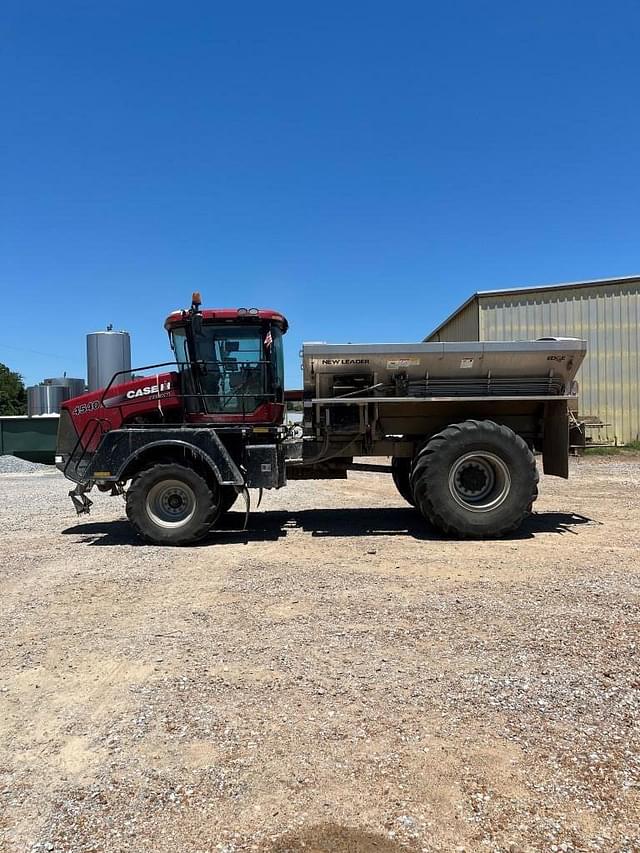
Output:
(164, 308), (288, 333)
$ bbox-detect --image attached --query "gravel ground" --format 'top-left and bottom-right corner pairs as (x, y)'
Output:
(1, 458), (639, 852)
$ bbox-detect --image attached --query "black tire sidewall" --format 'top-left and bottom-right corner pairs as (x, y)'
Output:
(391, 457), (415, 506)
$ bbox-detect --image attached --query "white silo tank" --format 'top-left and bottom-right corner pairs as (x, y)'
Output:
(27, 377), (88, 415)
(44, 377), (87, 399)
(87, 327), (132, 392)
(27, 384), (69, 415)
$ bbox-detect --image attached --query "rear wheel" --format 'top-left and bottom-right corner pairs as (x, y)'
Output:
(126, 463), (221, 545)
(391, 457), (415, 506)
(410, 420), (538, 538)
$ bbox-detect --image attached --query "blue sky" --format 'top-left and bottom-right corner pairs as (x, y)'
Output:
(2, 1), (639, 387)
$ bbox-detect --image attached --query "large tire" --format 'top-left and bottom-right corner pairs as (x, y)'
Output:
(126, 463), (221, 545)
(391, 457), (415, 506)
(410, 420), (539, 538)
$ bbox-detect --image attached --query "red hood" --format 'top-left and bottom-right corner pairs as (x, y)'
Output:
(61, 372), (181, 447)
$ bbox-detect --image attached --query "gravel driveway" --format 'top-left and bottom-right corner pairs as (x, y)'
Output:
(1, 458), (639, 852)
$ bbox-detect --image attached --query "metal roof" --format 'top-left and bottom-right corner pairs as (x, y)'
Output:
(425, 273), (640, 341)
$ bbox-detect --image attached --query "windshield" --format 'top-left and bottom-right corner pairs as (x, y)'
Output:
(171, 323), (284, 415)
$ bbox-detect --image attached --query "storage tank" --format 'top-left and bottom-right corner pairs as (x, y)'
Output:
(27, 384), (69, 415)
(44, 377), (86, 399)
(26, 377), (87, 415)
(87, 327), (131, 392)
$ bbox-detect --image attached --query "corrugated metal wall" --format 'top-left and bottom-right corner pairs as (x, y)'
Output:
(427, 279), (640, 444)
(478, 281), (640, 444)
(429, 299), (479, 342)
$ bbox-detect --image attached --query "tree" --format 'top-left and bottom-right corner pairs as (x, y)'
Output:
(0, 363), (27, 415)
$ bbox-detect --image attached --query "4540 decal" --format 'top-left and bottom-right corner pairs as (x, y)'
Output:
(72, 400), (100, 416)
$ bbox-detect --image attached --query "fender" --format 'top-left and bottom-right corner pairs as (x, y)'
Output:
(84, 428), (245, 486)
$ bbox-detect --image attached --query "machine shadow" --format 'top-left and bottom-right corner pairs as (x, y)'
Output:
(62, 507), (593, 546)
(290, 507), (592, 539)
(512, 510), (594, 537)
(61, 511), (291, 546)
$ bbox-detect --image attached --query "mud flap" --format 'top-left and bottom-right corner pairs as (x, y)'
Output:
(543, 400), (569, 479)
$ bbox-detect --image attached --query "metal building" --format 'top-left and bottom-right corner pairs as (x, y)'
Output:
(425, 274), (640, 445)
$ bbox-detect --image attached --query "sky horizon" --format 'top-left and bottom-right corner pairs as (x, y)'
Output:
(2, 1), (640, 387)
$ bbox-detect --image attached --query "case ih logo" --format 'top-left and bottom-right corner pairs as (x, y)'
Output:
(126, 381), (172, 399)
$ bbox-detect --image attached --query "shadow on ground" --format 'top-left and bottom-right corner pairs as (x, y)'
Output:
(62, 506), (594, 546)
(261, 824), (409, 852)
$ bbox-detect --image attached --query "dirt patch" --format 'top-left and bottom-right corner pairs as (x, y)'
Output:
(266, 824), (409, 852)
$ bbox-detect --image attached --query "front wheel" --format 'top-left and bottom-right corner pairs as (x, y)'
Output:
(410, 420), (539, 538)
(126, 463), (221, 545)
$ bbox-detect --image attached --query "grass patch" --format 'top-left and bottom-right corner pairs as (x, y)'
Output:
(584, 440), (640, 456)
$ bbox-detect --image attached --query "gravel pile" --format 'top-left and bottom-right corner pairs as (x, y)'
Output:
(0, 454), (52, 474)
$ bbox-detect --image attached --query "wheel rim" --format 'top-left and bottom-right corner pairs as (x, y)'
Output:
(145, 479), (197, 528)
(448, 452), (511, 513)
